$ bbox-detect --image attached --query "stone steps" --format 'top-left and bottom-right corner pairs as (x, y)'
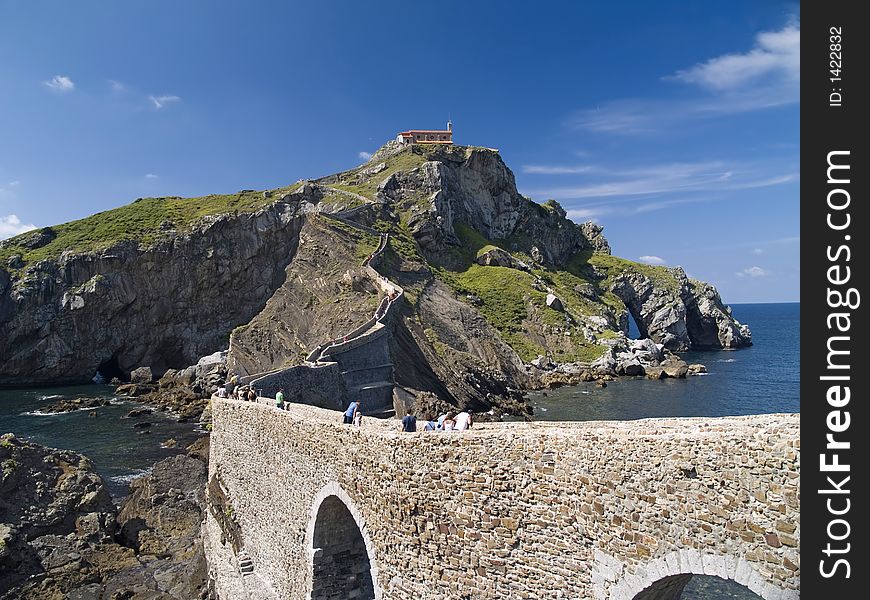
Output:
(238, 550), (254, 575)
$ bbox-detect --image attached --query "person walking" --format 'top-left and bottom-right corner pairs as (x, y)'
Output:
(275, 388), (285, 410)
(401, 409), (417, 432)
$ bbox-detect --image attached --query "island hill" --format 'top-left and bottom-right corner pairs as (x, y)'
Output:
(0, 137), (750, 416)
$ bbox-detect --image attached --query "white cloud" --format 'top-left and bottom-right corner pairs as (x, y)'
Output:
(43, 75), (75, 92)
(145, 173), (159, 179)
(566, 208), (606, 221)
(752, 248), (764, 255)
(736, 266), (769, 278)
(634, 196), (716, 213)
(638, 255), (666, 265)
(148, 95), (181, 109)
(695, 236), (799, 253)
(570, 23), (800, 136)
(358, 151), (373, 161)
(522, 164), (595, 175)
(671, 24), (799, 92)
(8, 181), (20, 187)
(0, 214), (37, 239)
(109, 80), (126, 93)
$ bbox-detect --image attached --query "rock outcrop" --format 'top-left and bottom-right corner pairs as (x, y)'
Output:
(0, 187), (322, 386)
(609, 267), (751, 351)
(376, 146), (609, 266)
(0, 434), (210, 600)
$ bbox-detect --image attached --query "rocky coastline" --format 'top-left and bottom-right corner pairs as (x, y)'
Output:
(0, 433), (211, 600)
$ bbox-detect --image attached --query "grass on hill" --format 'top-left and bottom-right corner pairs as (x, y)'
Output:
(317, 215), (381, 265)
(0, 184), (302, 274)
(582, 251), (681, 292)
(431, 222), (614, 362)
(329, 146), (432, 199)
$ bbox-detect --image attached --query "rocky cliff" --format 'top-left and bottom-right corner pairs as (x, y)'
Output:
(0, 141), (750, 412)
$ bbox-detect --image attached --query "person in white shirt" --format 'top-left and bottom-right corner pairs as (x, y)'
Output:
(454, 411), (473, 431)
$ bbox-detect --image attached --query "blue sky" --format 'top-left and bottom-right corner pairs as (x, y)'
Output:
(0, 1), (799, 302)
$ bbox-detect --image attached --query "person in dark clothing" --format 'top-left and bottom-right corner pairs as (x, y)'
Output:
(401, 409), (417, 432)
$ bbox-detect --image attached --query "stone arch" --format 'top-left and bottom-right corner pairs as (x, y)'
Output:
(594, 549), (798, 600)
(305, 482), (382, 600)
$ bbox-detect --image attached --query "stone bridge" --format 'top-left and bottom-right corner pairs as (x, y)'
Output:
(204, 399), (800, 600)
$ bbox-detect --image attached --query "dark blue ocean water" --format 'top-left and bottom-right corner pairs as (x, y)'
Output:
(0, 384), (205, 497)
(528, 303), (799, 421)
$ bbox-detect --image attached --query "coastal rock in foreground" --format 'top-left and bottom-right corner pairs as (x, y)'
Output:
(0, 434), (210, 600)
(0, 433), (119, 595)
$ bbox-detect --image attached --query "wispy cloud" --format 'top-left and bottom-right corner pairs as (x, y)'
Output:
(634, 195), (717, 213)
(145, 173), (159, 179)
(522, 164), (595, 175)
(752, 248), (764, 255)
(524, 160), (796, 200)
(0, 214), (37, 239)
(358, 151), (373, 161)
(43, 75), (75, 92)
(670, 24), (799, 93)
(571, 22), (799, 135)
(736, 266), (769, 278)
(109, 79), (126, 93)
(149, 95), (181, 110)
(638, 255), (666, 265)
(8, 181), (20, 187)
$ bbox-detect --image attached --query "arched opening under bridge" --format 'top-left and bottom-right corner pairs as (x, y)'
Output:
(309, 488), (378, 600)
(632, 574), (765, 599)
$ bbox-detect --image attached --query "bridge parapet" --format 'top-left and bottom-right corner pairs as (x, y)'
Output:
(205, 399), (799, 600)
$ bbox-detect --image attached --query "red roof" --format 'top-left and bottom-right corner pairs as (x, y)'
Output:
(398, 130), (452, 135)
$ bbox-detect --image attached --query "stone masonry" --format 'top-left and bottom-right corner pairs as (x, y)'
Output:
(205, 399), (800, 599)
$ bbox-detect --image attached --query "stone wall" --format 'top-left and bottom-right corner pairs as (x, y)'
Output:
(250, 362), (346, 411)
(206, 400), (799, 600)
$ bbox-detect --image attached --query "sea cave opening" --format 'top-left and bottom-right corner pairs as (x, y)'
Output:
(95, 353), (124, 383)
(311, 495), (375, 600)
(631, 574), (765, 600)
(626, 309), (643, 340)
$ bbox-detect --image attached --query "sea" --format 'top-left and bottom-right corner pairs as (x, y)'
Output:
(0, 303), (797, 598)
(528, 303), (800, 421)
(0, 384), (205, 498)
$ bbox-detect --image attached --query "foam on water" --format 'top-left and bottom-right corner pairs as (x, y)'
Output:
(109, 468), (152, 487)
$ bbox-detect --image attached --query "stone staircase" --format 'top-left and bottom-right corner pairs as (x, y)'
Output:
(303, 227), (402, 416)
(238, 550), (254, 576)
(244, 204), (404, 417)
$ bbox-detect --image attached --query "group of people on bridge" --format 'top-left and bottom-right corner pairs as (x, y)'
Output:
(399, 408), (474, 433)
(215, 377), (476, 436)
(215, 375), (259, 403)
